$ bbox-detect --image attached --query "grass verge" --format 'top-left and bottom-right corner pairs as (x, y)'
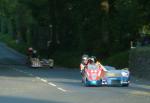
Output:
(52, 51), (81, 68)
(103, 51), (129, 69)
(0, 33), (28, 54)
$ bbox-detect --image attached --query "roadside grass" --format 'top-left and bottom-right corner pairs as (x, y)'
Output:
(103, 51), (129, 69)
(0, 33), (28, 54)
(52, 51), (81, 68)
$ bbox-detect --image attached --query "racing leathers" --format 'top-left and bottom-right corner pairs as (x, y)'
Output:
(95, 61), (107, 78)
(96, 61), (107, 71)
(80, 63), (87, 75)
(80, 63), (85, 71)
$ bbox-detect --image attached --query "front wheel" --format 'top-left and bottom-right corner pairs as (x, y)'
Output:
(97, 80), (102, 87)
(84, 78), (89, 87)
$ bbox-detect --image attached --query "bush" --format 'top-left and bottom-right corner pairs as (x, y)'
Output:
(103, 51), (129, 69)
(129, 47), (150, 79)
(0, 33), (28, 54)
(52, 51), (81, 68)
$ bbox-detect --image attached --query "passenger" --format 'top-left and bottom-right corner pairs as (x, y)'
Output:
(90, 56), (107, 71)
(91, 56), (97, 63)
(87, 58), (95, 65)
(32, 50), (38, 59)
(96, 60), (107, 71)
(31, 50), (39, 66)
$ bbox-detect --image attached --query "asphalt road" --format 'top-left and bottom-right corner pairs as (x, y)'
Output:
(0, 43), (150, 103)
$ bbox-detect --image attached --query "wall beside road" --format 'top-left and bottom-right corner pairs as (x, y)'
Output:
(129, 47), (150, 80)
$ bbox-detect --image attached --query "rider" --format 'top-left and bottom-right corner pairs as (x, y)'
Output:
(27, 47), (33, 60)
(80, 54), (89, 73)
(31, 50), (39, 66)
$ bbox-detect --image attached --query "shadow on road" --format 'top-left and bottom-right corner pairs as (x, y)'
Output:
(0, 64), (81, 81)
(0, 96), (67, 103)
(0, 57), (26, 66)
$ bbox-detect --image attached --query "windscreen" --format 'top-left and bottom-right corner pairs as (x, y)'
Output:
(87, 64), (99, 70)
(104, 66), (116, 71)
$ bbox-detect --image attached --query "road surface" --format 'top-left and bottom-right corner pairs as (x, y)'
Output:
(0, 43), (149, 103)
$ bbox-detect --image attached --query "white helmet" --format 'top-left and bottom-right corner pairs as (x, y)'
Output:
(91, 56), (96, 63)
(82, 54), (89, 60)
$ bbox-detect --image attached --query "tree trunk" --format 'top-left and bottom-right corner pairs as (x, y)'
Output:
(7, 18), (13, 36)
(100, 0), (110, 43)
(26, 28), (31, 45)
(15, 16), (22, 43)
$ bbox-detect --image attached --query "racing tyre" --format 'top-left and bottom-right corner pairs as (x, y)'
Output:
(122, 84), (129, 87)
(49, 66), (53, 69)
(97, 80), (102, 87)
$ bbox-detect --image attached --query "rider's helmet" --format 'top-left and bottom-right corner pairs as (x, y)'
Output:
(82, 54), (89, 60)
(82, 54), (88, 58)
(28, 47), (33, 51)
(91, 56), (97, 63)
(88, 58), (94, 64)
(82, 54), (89, 64)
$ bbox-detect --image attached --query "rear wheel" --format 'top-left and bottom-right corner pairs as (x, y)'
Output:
(122, 84), (129, 87)
(49, 66), (53, 69)
(97, 80), (102, 87)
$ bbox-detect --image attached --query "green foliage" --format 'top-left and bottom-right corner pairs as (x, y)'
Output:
(1, 0), (150, 68)
(52, 51), (81, 68)
(129, 47), (150, 79)
(140, 24), (150, 35)
(0, 33), (28, 54)
(103, 51), (129, 68)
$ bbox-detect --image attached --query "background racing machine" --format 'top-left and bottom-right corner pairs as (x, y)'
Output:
(102, 66), (130, 86)
(29, 57), (54, 68)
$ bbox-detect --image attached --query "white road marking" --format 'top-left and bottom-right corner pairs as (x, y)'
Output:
(48, 82), (57, 87)
(40, 79), (48, 83)
(13, 68), (67, 92)
(36, 76), (41, 80)
(57, 87), (67, 92)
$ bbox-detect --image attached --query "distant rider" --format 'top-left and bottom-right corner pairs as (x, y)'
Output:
(31, 50), (38, 58)
(27, 47), (33, 61)
(31, 50), (39, 66)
